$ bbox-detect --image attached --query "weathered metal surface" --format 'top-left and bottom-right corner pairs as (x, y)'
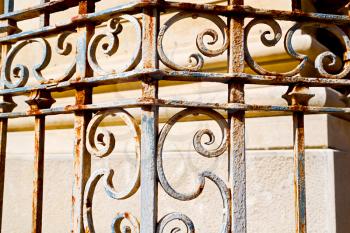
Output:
(83, 109), (141, 232)
(283, 85), (312, 233)
(228, 0), (246, 232)
(0, 0), (347, 232)
(157, 12), (229, 71)
(140, 7), (159, 233)
(31, 9), (53, 232)
(72, 1), (94, 233)
(0, 99), (349, 119)
(157, 108), (231, 232)
(32, 115), (45, 233)
(0, 2), (17, 232)
(72, 87), (92, 233)
(293, 112), (307, 233)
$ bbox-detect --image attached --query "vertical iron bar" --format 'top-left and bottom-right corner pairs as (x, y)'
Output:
(32, 116), (45, 233)
(31, 6), (50, 233)
(228, 0), (246, 232)
(72, 1), (94, 232)
(3, 0), (13, 13)
(0, 1), (16, 232)
(39, 0), (50, 27)
(291, 2), (306, 231)
(0, 116), (8, 233)
(293, 111), (306, 233)
(140, 6), (159, 233)
(292, 0), (302, 11)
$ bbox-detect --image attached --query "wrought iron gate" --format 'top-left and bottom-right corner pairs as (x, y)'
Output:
(0, 0), (348, 232)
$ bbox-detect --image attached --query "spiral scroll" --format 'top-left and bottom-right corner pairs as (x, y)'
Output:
(157, 108), (230, 233)
(87, 15), (142, 75)
(157, 12), (229, 71)
(244, 18), (350, 78)
(157, 213), (195, 233)
(306, 23), (350, 79)
(1, 32), (76, 88)
(53, 31), (76, 82)
(244, 18), (308, 77)
(111, 213), (140, 233)
(84, 109), (141, 233)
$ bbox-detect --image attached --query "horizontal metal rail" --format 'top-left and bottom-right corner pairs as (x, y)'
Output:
(1, 2), (350, 43)
(1, 70), (350, 97)
(0, 99), (348, 119)
(0, 0), (98, 22)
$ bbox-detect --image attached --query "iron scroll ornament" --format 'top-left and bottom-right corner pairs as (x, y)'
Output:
(244, 18), (350, 78)
(84, 109), (141, 233)
(157, 12), (229, 72)
(157, 108), (231, 233)
(87, 15), (142, 75)
(1, 32), (76, 88)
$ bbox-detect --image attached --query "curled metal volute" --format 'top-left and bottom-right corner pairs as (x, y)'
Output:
(56, 31), (74, 55)
(284, 22), (309, 75)
(244, 19), (308, 77)
(244, 19), (285, 76)
(157, 172), (230, 233)
(86, 109), (141, 160)
(157, 108), (228, 201)
(83, 169), (141, 233)
(33, 38), (52, 84)
(87, 15), (142, 75)
(2, 40), (31, 88)
(111, 213), (140, 233)
(158, 12), (228, 71)
(47, 31), (77, 82)
(192, 111), (228, 158)
(83, 169), (106, 233)
(86, 109), (141, 199)
(107, 18), (123, 34)
(201, 171), (231, 233)
(195, 15), (229, 57)
(103, 166), (140, 200)
(101, 18), (122, 56)
(314, 25), (350, 79)
(157, 213), (195, 233)
(86, 111), (116, 158)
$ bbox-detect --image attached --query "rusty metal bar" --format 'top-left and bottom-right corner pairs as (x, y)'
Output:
(0, 113), (8, 233)
(39, 0), (50, 27)
(73, 88), (92, 233)
(290, 3), (307, 232)
(72, 1), (94, 232)
(0, 0), (98, 22)
(228, 0), (246, 232)
(0, 1), (16, 232)
(161, 2), (350, 24)
(292, 0), (302, 11)
(0, 1), (148, 43)
(140, 4), (159, 233)
(160, 71), (350, 87)
(0, 100), (348, 119)
(0, 69), (150, 97)
(0, 117), (8, 233)
(1, 1), (350, 44)
(31, 5), (51, 233)
(4, 70), (350, 97)
(293, 111), (307, 233)
(31, 115), (45, 233)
